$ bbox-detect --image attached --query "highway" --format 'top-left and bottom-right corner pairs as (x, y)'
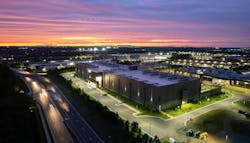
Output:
(31, 74), (104, 143)
(62, 72), (248, 142)
(22, 75), (74, 143)
(20, 72), (104, 143)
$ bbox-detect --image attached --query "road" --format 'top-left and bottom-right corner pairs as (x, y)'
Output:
(21, 73), (104, 143)
(62, 72), (247, 142)
(22, 75), (74, 143)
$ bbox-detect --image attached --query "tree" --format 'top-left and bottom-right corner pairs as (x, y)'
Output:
(142, 134), (149, 143)
(137, 128), (142, 138)
(124, 120), (130, 132)
(153, 136), (160, 143)
(131, 121), (139, 133)
(148, 137), (153, 143)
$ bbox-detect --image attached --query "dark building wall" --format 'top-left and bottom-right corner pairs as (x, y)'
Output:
(155, 79), (200, 109)
(103, 72), (200, 110)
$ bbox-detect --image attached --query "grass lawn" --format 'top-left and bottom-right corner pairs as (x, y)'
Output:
(137, 111), (169, 119)
(188, 109), (250, 142)
(165, 93), (231, 117)
(201, 84), (220, 92)
(188, 109), (228, 133)
(159, 68), (175, 73)
(234, 98), (250, 111)
(223, 86), (249, 94)
(103, 88), (170, 119)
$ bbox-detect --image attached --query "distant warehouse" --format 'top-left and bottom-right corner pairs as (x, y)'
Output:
(76, 61), (201, 110)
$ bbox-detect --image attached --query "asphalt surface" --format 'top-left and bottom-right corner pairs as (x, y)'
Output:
(21, 73), (104, 143)
(22, 75), (74, 143)
(62, 72), (248, 143)
(32, 74), (104, 143)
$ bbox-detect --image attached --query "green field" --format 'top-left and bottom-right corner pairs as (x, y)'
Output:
(188, 109), (228, 133)
(201, 84), (220, 92)
(234, 98), (250, 111)
(188, 109), (250, 140)
(165, 93), (231, 116)
(104, 88), (170, 119)
(223, 86), (249, 94)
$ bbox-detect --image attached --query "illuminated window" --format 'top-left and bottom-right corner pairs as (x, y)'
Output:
(150, 91), (153, 102)
(124, 86), (127, 92)
(95, 76), (102, 82)
(137, 88), (140, 97)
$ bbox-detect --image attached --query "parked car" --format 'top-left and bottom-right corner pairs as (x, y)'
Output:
(238, 110), (246, 114)
(186, 129), (194, 137)
(169, 137), (176, 143)
(194, 131), (201, 138)
(102, 93), (107, 96)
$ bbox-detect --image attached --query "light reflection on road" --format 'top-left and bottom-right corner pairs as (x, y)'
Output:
(25, 76), (74, 143)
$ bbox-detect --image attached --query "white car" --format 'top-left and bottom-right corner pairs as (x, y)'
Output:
(169, 137), (176, 143)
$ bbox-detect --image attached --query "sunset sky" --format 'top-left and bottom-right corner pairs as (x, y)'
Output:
(0, 0), (250, 47)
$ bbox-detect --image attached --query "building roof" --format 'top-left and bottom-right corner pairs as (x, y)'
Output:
(179, 67), (250, 82)
(87, 61), (197, 87)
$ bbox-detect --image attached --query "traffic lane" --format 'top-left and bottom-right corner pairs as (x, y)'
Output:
(49, 84), (104, 143)
(46, 106), (73, 143)
(69, 119), (101, 143)
(47, 89), (101, 143)
(38, 90), (74, 143)
(25, 74), (102, 143)
(25, 76), (74, 143)
(37, 76), (104, 143)
(53, 97), (101, 143)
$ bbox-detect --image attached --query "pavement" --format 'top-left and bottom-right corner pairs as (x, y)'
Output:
(62, 72), (248, 143)
(22, 75), (74, 143)
(21, 73), (104, 143)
